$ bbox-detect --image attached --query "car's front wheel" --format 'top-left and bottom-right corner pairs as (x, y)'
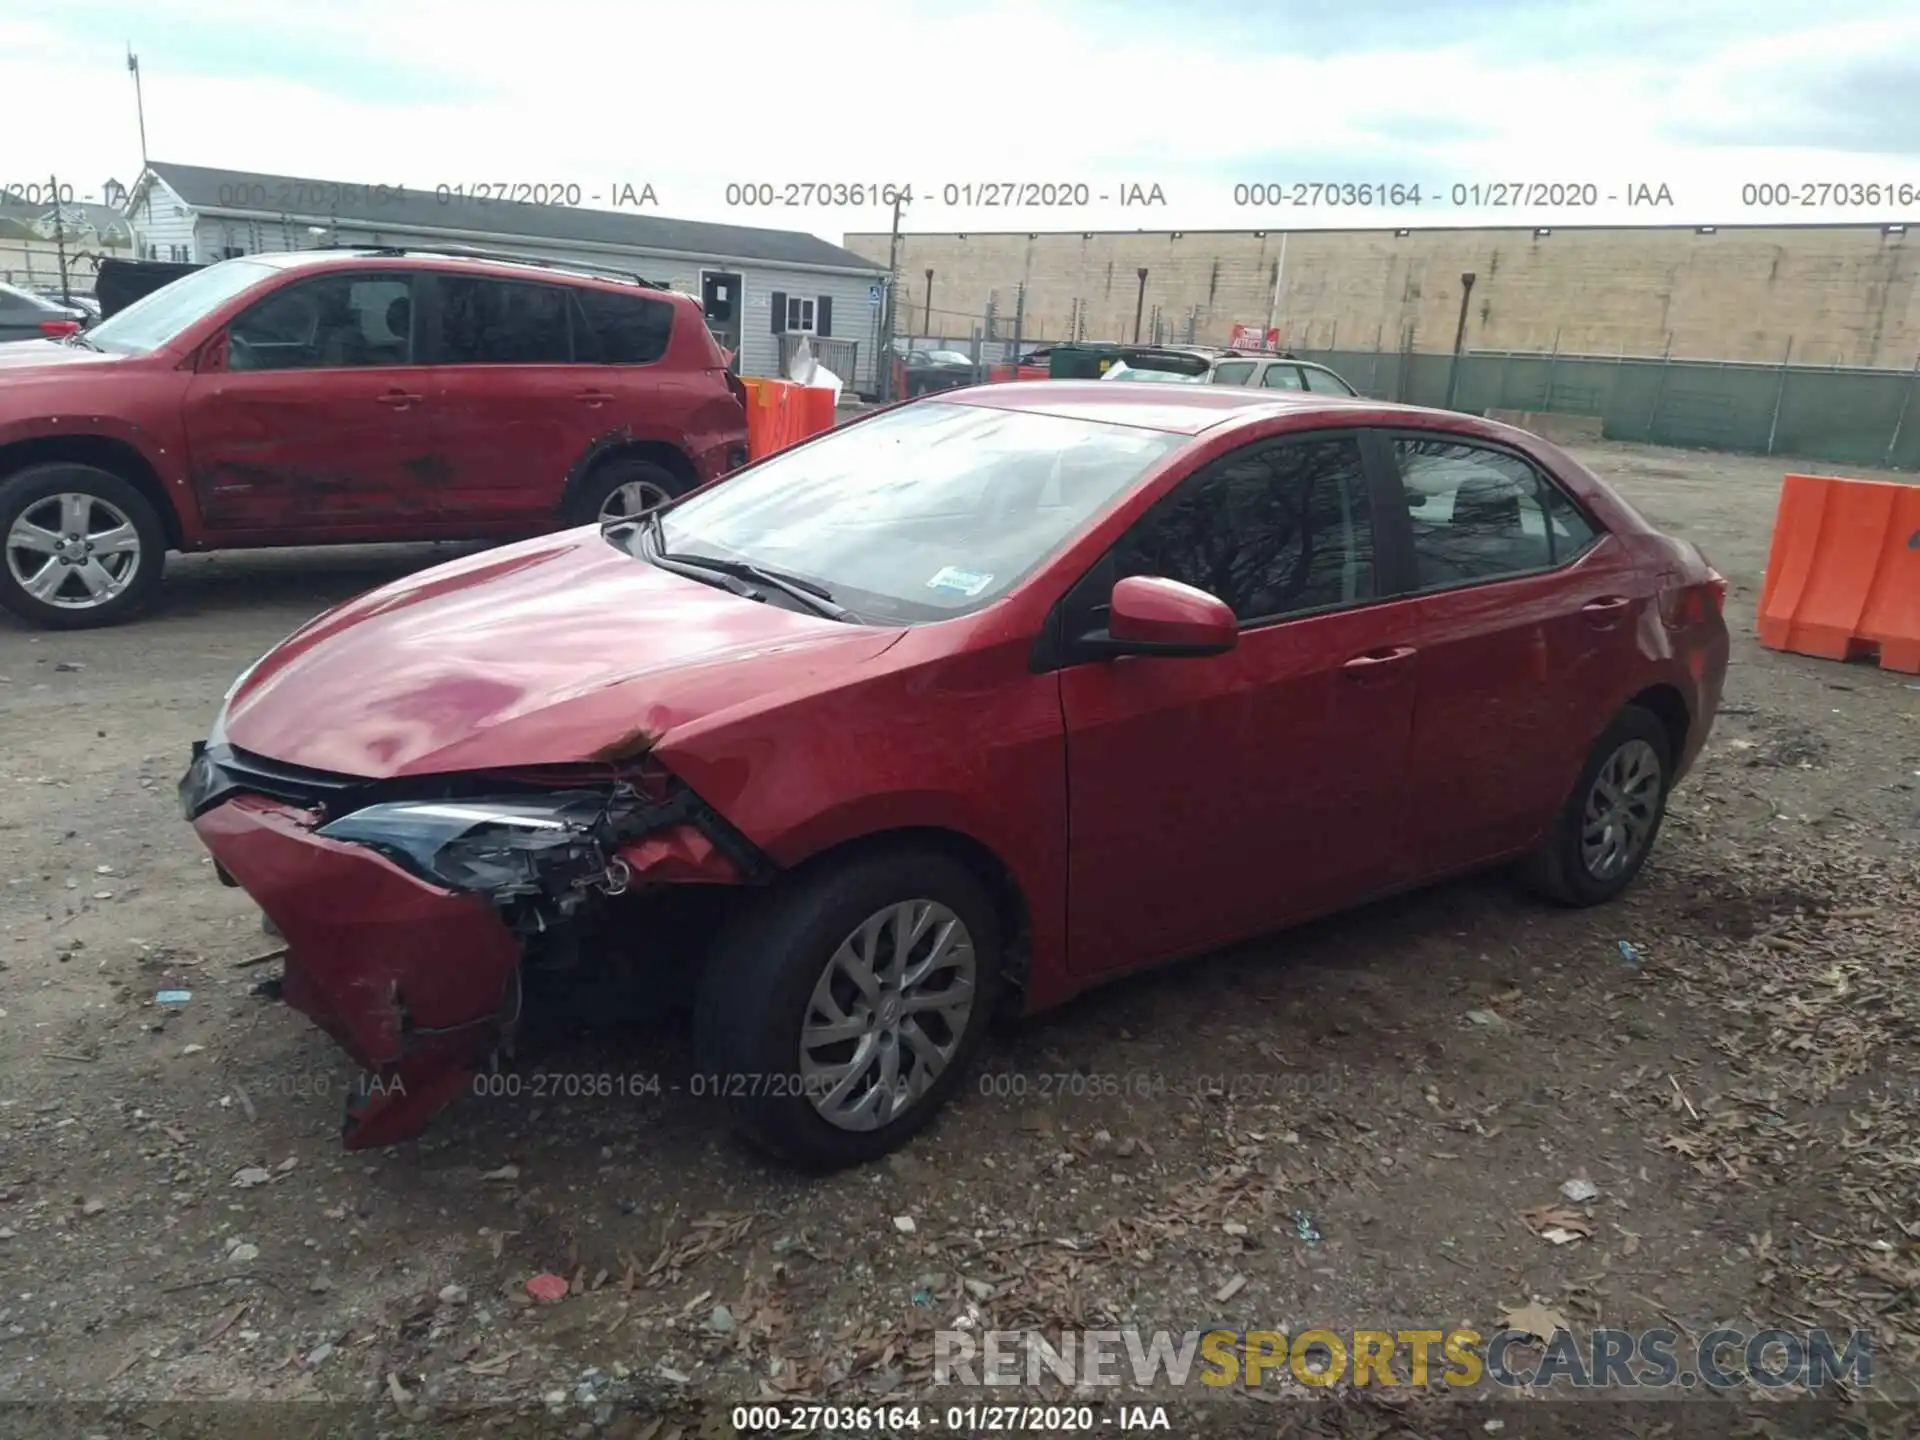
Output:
(0, 463), (167, 629)
(694, 849), (1001, 1169)
(1521, 703), (1674, 906)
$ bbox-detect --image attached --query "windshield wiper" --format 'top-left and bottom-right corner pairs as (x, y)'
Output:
(65, 333), (102, 351)
(659, 552), (854, 622)
(633, 513), (855, 621)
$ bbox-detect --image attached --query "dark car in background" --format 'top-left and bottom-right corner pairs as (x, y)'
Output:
(0, 248), (749, 629)
(898, 346), (979, 396)
(0, 281), (89, 343)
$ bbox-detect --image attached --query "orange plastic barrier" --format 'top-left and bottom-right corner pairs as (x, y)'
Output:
(793, 384), (836, 443)
(986, 363), (1049, 383)
(1756, 472), (1920, 674)
(740, 377), (838, 459)
(740, 377), (795, 459)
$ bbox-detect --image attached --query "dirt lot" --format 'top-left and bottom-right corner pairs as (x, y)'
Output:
(1, 440), (1916, 1436)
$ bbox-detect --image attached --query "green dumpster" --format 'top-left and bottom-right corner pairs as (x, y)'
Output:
(1048, 344), (1128, 380)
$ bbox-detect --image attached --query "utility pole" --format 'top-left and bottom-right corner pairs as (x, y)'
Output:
(49, 174), (72, 304)
(127, 47), (149, 175)
(881, 188), (907, 401)
(1132, 267), (1149, 344)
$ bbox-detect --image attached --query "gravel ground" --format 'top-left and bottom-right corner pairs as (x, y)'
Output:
(0, 440), (1916, 1438)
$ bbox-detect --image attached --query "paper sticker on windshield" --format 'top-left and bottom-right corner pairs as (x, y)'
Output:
(926, 565), (994, 598)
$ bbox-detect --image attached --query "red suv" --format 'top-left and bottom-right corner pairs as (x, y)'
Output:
(0, 248), (749, 628)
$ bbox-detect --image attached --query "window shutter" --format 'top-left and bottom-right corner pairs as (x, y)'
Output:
(816, 296), (832, 337)
(771, 290), (786, 334)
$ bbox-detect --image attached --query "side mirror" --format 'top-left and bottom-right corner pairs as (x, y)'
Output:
(1099, 575), (1237, 658)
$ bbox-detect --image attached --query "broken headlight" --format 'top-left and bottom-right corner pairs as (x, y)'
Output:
(316, 792), (624, 904)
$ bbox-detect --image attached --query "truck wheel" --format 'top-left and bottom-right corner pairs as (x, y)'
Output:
(0, 463), (167, 629)
(694, 849), (1002, 1170)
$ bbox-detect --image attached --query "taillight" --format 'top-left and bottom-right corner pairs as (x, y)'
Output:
(39, 319), (81, 339)
(1706, 568), (1728, 613)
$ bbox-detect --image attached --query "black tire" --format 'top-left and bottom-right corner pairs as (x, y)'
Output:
(1520, 704), (1674, 907)
(694, 848), (1003, 1170)
(560, 456), (685, 528)
(0, 463), (167, 629)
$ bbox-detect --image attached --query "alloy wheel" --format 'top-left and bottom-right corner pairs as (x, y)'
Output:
(798, 899), (978, 1131)
(598, 479), (671, 524)
(5, 492), (144, 610)
(1580, 738), (1662, 880)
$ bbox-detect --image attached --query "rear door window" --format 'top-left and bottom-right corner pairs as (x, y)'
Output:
(432, 277), (572, 364)
(1392, 437), (1600, 588)
(571, 288), (674, 364)
(1211, 360), (1256, 386)
(1258, 363), (1307, 390)
(1301, 365), (1355, 396)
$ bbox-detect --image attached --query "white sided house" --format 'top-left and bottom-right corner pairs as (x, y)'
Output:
(125, 161), (889, 391)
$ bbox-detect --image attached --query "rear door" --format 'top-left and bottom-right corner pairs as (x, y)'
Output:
(1374, 431), (1644, 869)
(415, 273), (585, 522)
(181, 269), (430, 530)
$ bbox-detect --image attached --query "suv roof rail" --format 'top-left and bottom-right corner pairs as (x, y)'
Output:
(313, 243), (671, 290)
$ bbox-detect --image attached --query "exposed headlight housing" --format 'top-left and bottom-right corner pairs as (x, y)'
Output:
(317, 792), (625, 906)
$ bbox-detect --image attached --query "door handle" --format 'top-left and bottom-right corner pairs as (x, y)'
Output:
(1342, 645), (1417, 677)
(1581, 595), (1632, 625)
(375, 389), (422, 409)
(577, 390), (614, 406)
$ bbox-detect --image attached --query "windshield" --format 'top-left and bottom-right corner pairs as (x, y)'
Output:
(83, 259), (279, 354)
(650, 400), (1183, 623)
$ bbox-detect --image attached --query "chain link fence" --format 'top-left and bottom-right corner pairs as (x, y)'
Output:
(1291, 342), (1920, 470)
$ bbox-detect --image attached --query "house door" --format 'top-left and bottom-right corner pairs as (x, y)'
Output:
(702, 271), (743, 373)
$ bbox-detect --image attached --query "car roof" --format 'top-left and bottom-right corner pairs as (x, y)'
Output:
(230, 248), (693, 300)
(948, 380), (1427, 435)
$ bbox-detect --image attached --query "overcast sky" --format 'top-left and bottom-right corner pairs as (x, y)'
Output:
(4, 0), (1917, 234)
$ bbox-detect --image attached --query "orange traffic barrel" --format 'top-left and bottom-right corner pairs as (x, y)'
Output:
(1757, 473), (1920, 674)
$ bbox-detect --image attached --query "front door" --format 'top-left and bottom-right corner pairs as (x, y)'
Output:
(1056, 431), (1421, 978)
(181, 270), (430, 531)
(702, 271), (743, 373)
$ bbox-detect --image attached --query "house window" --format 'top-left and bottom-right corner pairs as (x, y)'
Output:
(785, 296), (815, 333)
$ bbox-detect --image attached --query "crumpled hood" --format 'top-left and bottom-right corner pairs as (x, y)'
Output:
(222, 527), (905, 778)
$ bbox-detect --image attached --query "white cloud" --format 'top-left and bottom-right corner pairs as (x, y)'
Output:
(4, 0), (1914, 233)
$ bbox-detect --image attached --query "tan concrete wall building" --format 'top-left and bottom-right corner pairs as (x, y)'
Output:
(843, 225), (1920, 369)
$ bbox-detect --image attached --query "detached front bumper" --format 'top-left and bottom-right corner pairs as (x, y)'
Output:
(193, 793), (523, 1149)
(179, 739), (772, 1149)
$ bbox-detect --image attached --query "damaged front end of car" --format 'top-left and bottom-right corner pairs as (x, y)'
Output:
(178, 741), (771, 1149)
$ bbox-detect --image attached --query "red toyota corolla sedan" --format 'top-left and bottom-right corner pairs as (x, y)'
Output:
(179, 382), (1728, 1166)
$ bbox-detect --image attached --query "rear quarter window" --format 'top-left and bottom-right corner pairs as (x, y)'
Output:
(572, 288), (674, 365)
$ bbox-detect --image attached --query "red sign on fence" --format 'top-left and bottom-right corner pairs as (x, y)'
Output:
(1229, 324), (1281, 352)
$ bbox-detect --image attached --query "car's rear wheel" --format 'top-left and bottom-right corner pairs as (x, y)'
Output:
(562, 457), (685, 528)
(694, 849), (1001, 1169)
(1520, 704), (1673, 906)
(0, 463), (166, 629)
